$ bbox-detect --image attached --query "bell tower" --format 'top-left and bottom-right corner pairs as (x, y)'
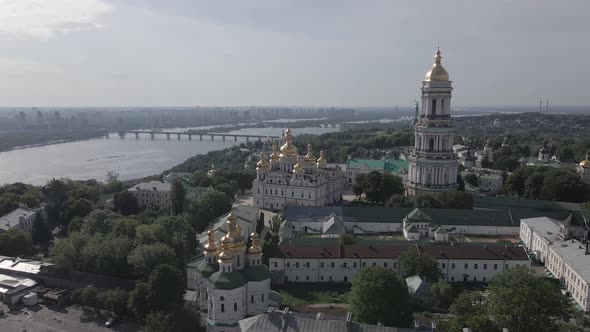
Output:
(407, 48), (459, 196)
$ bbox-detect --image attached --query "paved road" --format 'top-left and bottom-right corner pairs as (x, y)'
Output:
(1, 305), (143, 332)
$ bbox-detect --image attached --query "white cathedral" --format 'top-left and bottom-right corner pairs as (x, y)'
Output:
(196, 211), (272, 332)
(407, 48), (459, 197)
(252, 128), (345, 209)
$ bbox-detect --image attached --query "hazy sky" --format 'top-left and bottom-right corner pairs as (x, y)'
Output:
(0, 0), (587, 107)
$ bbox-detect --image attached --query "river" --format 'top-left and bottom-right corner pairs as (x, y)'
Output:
(0, 126), (338, 185)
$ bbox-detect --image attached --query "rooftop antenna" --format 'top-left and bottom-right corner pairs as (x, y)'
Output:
(546, 100), (549, 114)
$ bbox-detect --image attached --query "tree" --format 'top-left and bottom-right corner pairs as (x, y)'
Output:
(81, 286), (99, 313)
(399, 248), (442, 282)
(487, 267), (573, 332)
(349, 266), (413, 327)
(80, 209), (119, 235)
(146, 264), (186, 312)
(444, 291), (496, 332)
(0, 192), (20, 216)
(128, 243), (178, 277)
(98, 288), (128, 316)
(31, 212), (51, 245)
(189, 190), (232, 232)
(430, 280), (454, 308)
(215, 182), (239, 199)
(353, 174), (367, 199)
(129, 282), (150, 321)
(385, 194), (415, 208)
(170, 179), (186, 215)
(439, 191), (473, 209)
(63, 198), (94, 226)
(20, 193), (40, 208)
(0, 228), (33, 256)
(190, 172), (208, 187)
(145, 311), (175, 332)
(416, 195), (442, 208)
(464, 173), (479, 187)
(113, 191), (139, 215)
(525, 172), (545, 199)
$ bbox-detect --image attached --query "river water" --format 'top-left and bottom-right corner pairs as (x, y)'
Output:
(0, 126), (338, 185)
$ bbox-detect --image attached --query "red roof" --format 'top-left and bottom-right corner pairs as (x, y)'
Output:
(277, 243), (528, 261)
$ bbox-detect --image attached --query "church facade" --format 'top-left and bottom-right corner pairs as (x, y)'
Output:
(407, 49), (459, 197)
(195, 211), (272, 332)
(252, 128), (345, 210)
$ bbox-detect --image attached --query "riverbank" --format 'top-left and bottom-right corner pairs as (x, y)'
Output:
(0, 129), (105, 152)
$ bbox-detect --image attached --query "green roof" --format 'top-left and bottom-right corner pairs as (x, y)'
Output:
(405, 208), (432, 222)
(346, 159), (408, 174)
(208, 270), (246, 290)
(196, 260), (219, 278)
(243, 264), (271, 282)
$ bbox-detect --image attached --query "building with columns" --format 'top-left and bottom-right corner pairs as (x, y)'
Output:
(407, 49), (458, 197)
(195, 211), (272, 332)
(252, 128), (345, 210)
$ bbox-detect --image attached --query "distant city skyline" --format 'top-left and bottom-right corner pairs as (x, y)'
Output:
(0, 0), (588, 107)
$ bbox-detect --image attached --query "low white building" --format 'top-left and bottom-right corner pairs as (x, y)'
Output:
(0, 273), (39, 305)
(520, 217), (562, 263)
(0, 206), (38, 235)
(269, 238), (530, 284)
(546, 240), (590, 312)
(128, 181), (172, 209)
(478, 173), (503, 194)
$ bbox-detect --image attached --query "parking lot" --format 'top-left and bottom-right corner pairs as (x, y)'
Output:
(0, 304), (142, 332)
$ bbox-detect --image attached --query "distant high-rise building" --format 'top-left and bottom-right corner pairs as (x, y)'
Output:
(407, 49), (458, 197)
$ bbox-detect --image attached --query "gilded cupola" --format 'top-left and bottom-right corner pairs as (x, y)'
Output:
(256, 149), (270, 169)
(280, 128), (298, 157)
(316, 149), (328, 168)
(225, 211), (245, 250)
(424, 48), (449, 82)
(248, 232), (263, 256)
(218, 235), (233, 263)
(203, 229), (217, 254)
(270, 144), (281, 163)
(304, 144), (316, 163)
(292, 157), (305, 174)
(580, 153), (590, 168)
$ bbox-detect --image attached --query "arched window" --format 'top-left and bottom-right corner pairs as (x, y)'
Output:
(418, 136), (422, 150)
(234, 302), (238, 311)
(432, 99), (437, 115)
(441, 99), (445, 113)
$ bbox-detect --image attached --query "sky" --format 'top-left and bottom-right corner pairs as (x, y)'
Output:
(0, 0), (588, 108)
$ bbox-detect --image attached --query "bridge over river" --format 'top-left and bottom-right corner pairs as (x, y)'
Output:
(106, 130), (280, 142)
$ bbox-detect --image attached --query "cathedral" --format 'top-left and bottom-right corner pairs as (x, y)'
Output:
(196, 211), (272, 332)
(407, 49), (459, 197)
(252, 128), (345, 209)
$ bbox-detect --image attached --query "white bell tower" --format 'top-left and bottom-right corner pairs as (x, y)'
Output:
(407, 48), (459, 196)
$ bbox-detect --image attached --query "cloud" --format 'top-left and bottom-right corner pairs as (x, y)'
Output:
(0, 0), (112, 40)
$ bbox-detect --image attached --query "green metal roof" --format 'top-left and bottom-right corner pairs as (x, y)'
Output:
(243, 264), (271, 282)
(196, 260), (219, 278)
(405, 208), (432, 222)
(346, 159), (408, 174)
(208, 270), (246, 290)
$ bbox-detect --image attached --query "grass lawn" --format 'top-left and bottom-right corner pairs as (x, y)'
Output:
(274, 283), (351, 311)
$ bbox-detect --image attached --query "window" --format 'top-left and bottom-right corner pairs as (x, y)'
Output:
(286, 262), (290, 268)
(296, 276), (299, 281)
(321, 276), (324, 281)
(353, 262), (357, 268)
(262, 294), (264, 302)
(273, 262), (278, 268)
(483, 264), (487, 270)
(372, 262), (376, 267)
(451, 263), (455, 269)
(306, 262), (310, 268)
(306, 276), (309, 280)
(441, 263), (446, 269)
(344, 276), (348, 282)
(464, 263), (468, 269)
(295, 262), (299, 268)
(429, 98), (438, 115)
(320, 262), (324, 268)
(221, 304), (225, 312)
(329, 276), (332, 281)
(451, 276), (454, 281)
(384, 262), (388, 267)
(331, 262), (335, 268)
(343, 262), (347, 268)
(474, 264), (478, 270)
(394, 262), (398, 268)
(251, 295), (254, 303)
(494, 264), (498, 270)
(234, 303), (237, 311)
(473, 276), (477, 281)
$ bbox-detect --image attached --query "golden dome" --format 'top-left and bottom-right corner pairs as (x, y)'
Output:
(270, 144), (280, 163)
(580, 154), (590, 167)
(316, 149), (328, 168)
(218, 236), (233, 263)
(230, 224), (245, 250)
(203, 229), (217, 253)
(304, 144), (316, 163)
(207, 164), (216, 177)
(293, 158), (304, 174)
(424, 49), (449, 82)
(280, 128), (298, 156)
(256, 150), (270, 169)
(248, 232), (263, 256)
